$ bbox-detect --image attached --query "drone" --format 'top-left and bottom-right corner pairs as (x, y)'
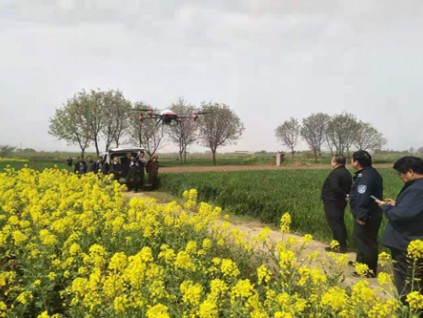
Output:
(134, 108), (208, 126)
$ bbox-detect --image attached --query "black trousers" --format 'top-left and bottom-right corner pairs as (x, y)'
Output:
(323, 200), (348, 249)
(353, 213), (382, 275)
(390, 248), (423, 301)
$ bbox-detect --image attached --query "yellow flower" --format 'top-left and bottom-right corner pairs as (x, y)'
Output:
(17, 291), (33, 304)
(109, 252), (128, 272)
(257, 265), (271, 284)
(186, 241), (197, 254)
(146, 304), (170, 318)
(220, 259), (240, 278)
(69, 243), (81, 256)
(8, 215), (19, 225)
(180, 280), (203, 306)
(330, 240), (340, 250)
(354, 262), (371, 277)
(407, 240), (423, 260)
(368, 299), (399, 318)
(210, 279), (228, 299)
(48, 272), (57, 281)
(230, 279), (255, 299)
(37, 311), (50, 318)
(175, 251), (196, 271)
(377, 272), (392, 286)
(302, 234), (313, 245)
(198, 299), (218, 318)
(280, 213), (291, 233)
(406, 291), (423, 310)
(202, 238), (212, 250)
(113, 295), (128, 313)
(39, 229), (57, 246)
(321, 286), (347, 311)
(0, 302), (7, 317)
(12, 230), (27, 245)
(378, 252), (391, 262)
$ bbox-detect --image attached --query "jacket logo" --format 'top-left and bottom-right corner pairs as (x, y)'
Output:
(357, 185), (367, 194)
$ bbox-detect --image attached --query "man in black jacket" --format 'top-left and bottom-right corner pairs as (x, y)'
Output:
(321, 155), (352, 253)
(349, 150), (383, 277)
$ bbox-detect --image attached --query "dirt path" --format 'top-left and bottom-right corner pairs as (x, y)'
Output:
(125, 191), (388, 292)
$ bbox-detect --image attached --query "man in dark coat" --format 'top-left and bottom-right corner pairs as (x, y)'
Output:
(86, 156), (97, 173)
(146, 155), (160, 190)
(349, 150), (383, 277)
(127, 154), (142, 192)
(377, 156), (423, 301)
(137, 151), (147, 190)
(321, 155), (352, 253)
(74, 156), (87, 175)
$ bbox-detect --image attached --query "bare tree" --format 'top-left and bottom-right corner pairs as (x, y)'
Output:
(197, 102), (244, 165)
(168, 98), (199, 164)
(49, 100), (92, 158)
(300, 113), (330, 162)
(275, 118), (301, 158)
(326, 112), (359, 158)
(127, 103), (165, 156)
(353, 121), (387, 151)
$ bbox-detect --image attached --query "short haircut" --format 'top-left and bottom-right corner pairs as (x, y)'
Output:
(352, 150), (372, 167)
(393, 156), (423, 174)
(333, 154), (346, 165)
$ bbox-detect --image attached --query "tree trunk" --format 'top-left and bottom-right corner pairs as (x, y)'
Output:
(313, 149), (318, 163)
(179, 151), (183, 165)
(94, 137), (100, 157)
(212, 150), (217, 165)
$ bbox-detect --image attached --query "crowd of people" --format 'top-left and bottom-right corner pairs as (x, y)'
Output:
(321, 150), (423, 305)
(67, 150), (160, 191)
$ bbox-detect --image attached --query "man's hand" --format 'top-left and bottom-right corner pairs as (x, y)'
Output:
(375, 198), (396, 207)
(383, 198), (396, 206)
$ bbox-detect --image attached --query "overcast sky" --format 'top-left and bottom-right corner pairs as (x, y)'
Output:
(1, 0), (422, 153)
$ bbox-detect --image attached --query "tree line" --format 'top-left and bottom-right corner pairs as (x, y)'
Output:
(275, 112), (387, 161)
(49, 89), (244, 165)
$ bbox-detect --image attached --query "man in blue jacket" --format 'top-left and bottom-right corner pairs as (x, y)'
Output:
(349, 150), (383, 277)
(376, 156), (423, 301)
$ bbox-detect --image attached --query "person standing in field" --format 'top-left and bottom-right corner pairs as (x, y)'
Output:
(375, 156), (423, 302)
(110, 157), (123, 181)
(137, 150), (147, 190)
(67, 156), (73, 167)
(127, 154), (142, 192)
(86, 155), (96, 173)
(74, 156), (87, 175)
(349, 150), (383, 277)
(146, 155), (160, 190)
(321, 154), (352, 253)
